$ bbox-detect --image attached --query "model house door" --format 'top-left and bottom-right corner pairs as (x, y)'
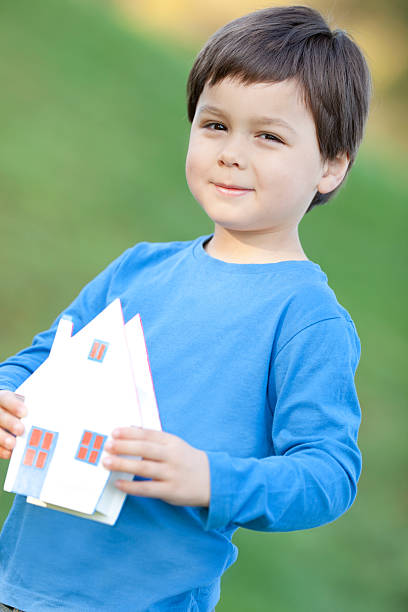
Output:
(13, 427), (58, 498)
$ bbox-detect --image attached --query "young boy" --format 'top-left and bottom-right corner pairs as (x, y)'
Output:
(0, 5), (371, 611)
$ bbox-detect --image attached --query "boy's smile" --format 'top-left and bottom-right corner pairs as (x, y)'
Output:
(185, 77), (347, 260)
(212, 182), (255, 197)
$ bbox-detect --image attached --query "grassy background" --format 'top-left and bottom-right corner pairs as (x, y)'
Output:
(0, 1), (407, 610)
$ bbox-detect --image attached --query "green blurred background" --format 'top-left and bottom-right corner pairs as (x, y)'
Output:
(0, 0), (406, 610)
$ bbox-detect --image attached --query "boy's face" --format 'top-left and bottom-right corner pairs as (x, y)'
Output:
(185, 77), (332, 238)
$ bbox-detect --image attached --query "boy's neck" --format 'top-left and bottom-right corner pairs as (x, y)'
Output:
(204, 226), (309, 264)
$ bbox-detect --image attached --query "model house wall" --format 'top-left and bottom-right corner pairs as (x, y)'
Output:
(4, 299), (161, 524)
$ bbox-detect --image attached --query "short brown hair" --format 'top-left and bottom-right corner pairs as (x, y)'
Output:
(186, 5), (372, 212)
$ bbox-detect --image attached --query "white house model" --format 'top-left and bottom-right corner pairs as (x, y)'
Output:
(4, 299), (161, 525)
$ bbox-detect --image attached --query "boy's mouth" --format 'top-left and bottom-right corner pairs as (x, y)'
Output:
(212, 182), (254, 196)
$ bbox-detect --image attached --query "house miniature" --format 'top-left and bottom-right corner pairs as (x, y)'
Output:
(4, 299), (161, 525)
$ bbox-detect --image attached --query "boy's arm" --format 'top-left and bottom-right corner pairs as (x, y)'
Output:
(103, 316), (361, 533)
(201, 316), (362, 532)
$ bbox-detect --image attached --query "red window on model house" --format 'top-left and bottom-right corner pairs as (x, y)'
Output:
(14, 426), (59, 499)
(75, 430), (107, 466)
(23, 428), (56, 469)
(88, 339), (109, 363)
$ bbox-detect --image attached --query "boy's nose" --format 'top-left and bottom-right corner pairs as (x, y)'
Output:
(218, 157), (241, 168)
(217, 140), (247, 169)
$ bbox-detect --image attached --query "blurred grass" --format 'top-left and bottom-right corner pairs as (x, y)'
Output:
(0, 1), (406, 610)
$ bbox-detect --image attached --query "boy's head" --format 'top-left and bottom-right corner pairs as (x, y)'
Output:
(186, 5), (371, 214)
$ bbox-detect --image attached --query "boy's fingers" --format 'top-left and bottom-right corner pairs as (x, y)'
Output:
(105, 439), (166, 461)
(0, 407), (25, 437)
(0, 447), (12, 460)
(111, 427), (170, 445)
(0, 391), (27, 418)
(0, 429), (17, 451)
(103, 456), (168, 480)
(114, 478), (169, 499)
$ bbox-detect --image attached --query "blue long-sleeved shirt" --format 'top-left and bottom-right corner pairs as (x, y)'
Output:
(0, 235), (362, 611)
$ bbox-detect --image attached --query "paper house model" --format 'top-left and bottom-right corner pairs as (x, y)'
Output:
(4, 299), (161, 525)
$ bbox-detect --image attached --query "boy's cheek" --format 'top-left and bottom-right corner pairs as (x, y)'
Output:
(185, 140), (206, 175)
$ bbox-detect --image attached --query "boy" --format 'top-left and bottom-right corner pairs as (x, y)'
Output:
(0, 5), (371, 611)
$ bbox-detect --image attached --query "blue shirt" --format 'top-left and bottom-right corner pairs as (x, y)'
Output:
(0, 235), (362, 611)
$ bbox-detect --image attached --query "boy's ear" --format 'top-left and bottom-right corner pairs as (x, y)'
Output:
(317, 153), (350, 194)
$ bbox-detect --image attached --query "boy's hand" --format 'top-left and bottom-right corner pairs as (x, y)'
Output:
(103, 427), (210, 507)
(0, 391), (27, 460)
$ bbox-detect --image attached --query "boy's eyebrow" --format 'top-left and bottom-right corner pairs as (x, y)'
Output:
(255, 116), (297, 135)
(197, 105), (297, 135)
(197, 104), (227, 118)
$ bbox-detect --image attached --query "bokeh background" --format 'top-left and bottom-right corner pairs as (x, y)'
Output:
(0, 0), (406, 610)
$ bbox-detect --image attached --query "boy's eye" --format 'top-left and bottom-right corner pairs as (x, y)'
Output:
(203, 122), (226, 131)
(259, 133), (283, 144)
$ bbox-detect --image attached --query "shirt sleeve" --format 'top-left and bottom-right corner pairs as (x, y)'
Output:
(0, 250), (130, 391)
(202, 316), (362, 533)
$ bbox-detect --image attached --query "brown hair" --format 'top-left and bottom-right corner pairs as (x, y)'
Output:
(186, 5), (372, 212)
